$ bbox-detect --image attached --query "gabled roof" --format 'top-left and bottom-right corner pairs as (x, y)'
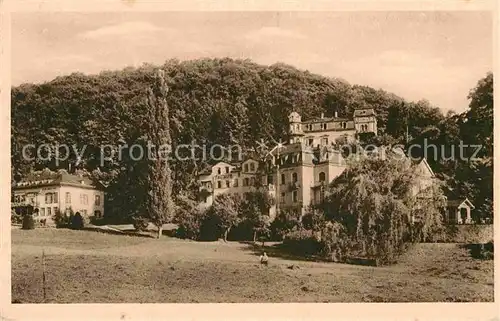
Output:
(447, 198), (475, 209)
(414, 158), (435, 178)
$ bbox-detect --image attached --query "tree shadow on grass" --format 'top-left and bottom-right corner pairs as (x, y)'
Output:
(82, 226), (156, 239)
(238, 241), (327, 263)
(239, 241), (379, 266)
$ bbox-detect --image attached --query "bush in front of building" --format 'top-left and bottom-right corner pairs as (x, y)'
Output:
(282, 228), (322, 257)
(21, 214), (35, 230)
(270, 210), (301, 241)
(132, 216), (150, 231)
(70, 212), (84, 230)
(53, 209), (71, 228)
(11, 209), (23, 225)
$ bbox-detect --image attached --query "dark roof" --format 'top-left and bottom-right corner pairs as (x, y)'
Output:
(447, 198), (475, 208)
(302, 117), (351, 124)
(353, 108), (376, 117)
(15, 170), (100, 189)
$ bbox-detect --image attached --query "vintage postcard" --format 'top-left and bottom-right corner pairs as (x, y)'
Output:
(0, 0), (497, 320)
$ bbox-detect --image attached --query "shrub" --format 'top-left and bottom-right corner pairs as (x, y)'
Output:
(173, 195), (208, 240)
(70, 212), (84, 230)
(53, 210), (70, 228)
(319, 221), (350, 262)
(270, 210), (300, 240)
(132, 216), (149, 231)
(11, 209), (23, 224)
(21, 214), (35, 230)
(283, 229), (322, 256)
(175, 212), (206, 240)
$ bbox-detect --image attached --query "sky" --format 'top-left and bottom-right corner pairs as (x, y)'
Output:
(11, 11), (493, 113)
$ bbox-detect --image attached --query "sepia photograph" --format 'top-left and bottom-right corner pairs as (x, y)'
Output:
(4, 6), (495, 309)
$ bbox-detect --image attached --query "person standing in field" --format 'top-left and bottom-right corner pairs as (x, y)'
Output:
(259, 252), (269, 266)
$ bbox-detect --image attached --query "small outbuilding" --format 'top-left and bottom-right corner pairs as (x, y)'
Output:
(445, 198), (475, 224)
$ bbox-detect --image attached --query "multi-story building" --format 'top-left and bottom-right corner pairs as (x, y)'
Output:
(197, 108), (377, 218)
(11, 170), (105, 224)
(288, 108), (377, 146)
(197, 158), (277, 218)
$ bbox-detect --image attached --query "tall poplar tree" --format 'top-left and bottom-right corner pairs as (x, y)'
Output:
(146, 69), (174, 238)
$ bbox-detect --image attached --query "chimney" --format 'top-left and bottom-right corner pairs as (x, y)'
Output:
(334, 111), (338, 118)
(321, 112), (324, 119)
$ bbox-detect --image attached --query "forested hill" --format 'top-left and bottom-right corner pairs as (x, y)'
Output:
(11, 58), (493, 220)
(12, 58), (444, 164)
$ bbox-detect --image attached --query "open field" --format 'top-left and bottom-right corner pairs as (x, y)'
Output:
(11, 228), (494, 303)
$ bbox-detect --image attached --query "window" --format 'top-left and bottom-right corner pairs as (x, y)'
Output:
(319, 172), (326, 182)
(267, 175), (273, 185)
(244, 164), (249, 172)
(226, 180), (231, 188)
(321, 137), (328, 145)
(65, 192), (71, 204)
(225, 166), (230, 174)
(322, 123), (327, 130)
(54, 192), (58, 203)
(342, 122), (347, 129)
(53, 207), (58, 216)
(80, 194), (88, 205)
(280, 192), (285, 203)
(95, 195), (101, 206)
(244, 178), (249, 186)
(47, 207), (52, 217)
(94, 210), (102, 218)
(281, 174), (285, 185)
(45, 193), (53, 204)
(250, 177), (255, 186)
(308, 138), (314, 146)
(292, 191), (298, 202)
(292, 172), (298, 183)
(37, 208), (43, 217)
(217, 168), (221, 175)
(250, 163), (255, 172)
(217, 181), (222, 189)
(234, 179), (239, 187)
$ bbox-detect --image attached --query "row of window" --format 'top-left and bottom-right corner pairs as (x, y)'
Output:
(47, 192), (101, 206)
(280, 191), (299, 203)
(215, 163), (257, 175)
(34, 207), (58, 217)
(32, 208), (103, 218)
(216, 177), (256, 189)
(305, 122), (348, 131)
(14, 192), (101, 206)
(214, 172), (327, 188)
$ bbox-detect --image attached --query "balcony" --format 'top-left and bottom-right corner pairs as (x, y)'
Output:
(311, 181), (327, 189)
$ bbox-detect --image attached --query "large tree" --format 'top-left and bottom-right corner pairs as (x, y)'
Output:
(145, 69), (174, 238)
(323, 150), (445, 263)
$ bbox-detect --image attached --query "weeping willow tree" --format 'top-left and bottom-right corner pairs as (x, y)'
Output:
(323, 148), (445, 264)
